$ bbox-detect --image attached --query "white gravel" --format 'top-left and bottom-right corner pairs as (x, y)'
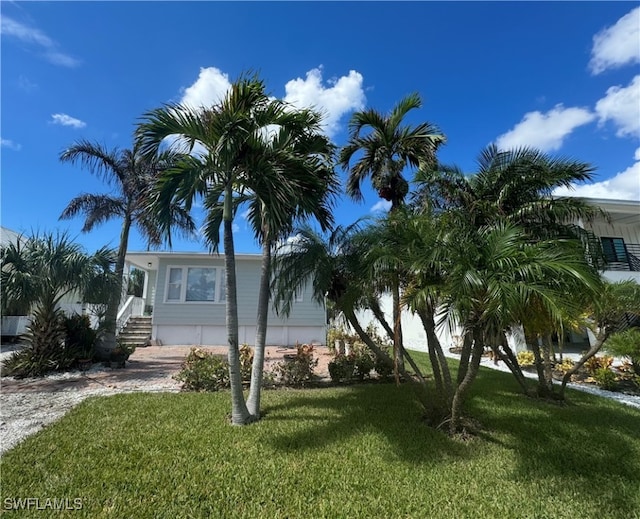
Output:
(0, 361), (180, 456)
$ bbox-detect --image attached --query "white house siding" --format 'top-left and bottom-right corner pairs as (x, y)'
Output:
(149, 255), (325, 346)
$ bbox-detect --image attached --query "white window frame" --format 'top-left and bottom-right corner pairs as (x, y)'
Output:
(164, 265), (225, 304)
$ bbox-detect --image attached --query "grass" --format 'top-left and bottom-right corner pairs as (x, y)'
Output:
(2, 358), (640, 518)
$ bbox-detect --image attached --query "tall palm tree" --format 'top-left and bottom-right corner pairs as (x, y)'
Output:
(136, 75), (335, 424)
(1, 232), (116, 376)
(59, 142), (195, 357)
(340, 92), (445, 209)
(340, 93), (445, 374)
(199, 115), (339, 419)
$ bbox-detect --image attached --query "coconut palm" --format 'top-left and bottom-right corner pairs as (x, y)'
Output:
(340, 93), (445, 374)
(136, 75), (336, 424)
(59, 142), (195, 357)
(1, 232), (116, 377)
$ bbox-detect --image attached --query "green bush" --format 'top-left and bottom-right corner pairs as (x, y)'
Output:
(328, 354), (356, 383)
(593, 368), (617, 391)
(352, 346), (375, 381)
(274, 344), (318, 387)
(63, 314), (97, 360)
(373, 345), (394, 379)
(517, 350), (535, 367)
(173, 348), (229, 392)
(605, 328), (640, 376)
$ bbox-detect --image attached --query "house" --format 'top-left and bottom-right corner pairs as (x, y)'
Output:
(356, 197), (640, 353)
(578, 198), (640, 284)
(122, 251), (326, 347)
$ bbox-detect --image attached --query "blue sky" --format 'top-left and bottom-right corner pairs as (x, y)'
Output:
(2, 2), (639, 255)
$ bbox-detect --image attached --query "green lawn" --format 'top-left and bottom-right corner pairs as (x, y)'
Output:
(2, 364), (639, 518)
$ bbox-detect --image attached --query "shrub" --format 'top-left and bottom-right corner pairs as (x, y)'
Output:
(239, 344), (254, 383)
(585, 355), (614, 375)
(328, 354), (356, 383)
(553, 358), (575, 375)
(274, 343), (318, 387)
(605, 328), (640, 376)
(517, 350), (535, 367)
(173, 348), (229, 392)
(373, 345), (394, 379)
(593, 368), (617, 391)
(63, 314), (98, 360)
(352, 346), (375, 381)
(2, 308), (78, 378)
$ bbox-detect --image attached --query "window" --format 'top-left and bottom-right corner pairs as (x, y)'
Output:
(186, 268), (215, 301)
(167, 268), (183, 301)
(294, 285), (304, 302)
(165, 266), (224, 303)
(601, 237), (627, 263)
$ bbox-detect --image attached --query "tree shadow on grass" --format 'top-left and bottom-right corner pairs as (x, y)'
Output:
(260, 383), (471, 466)
(468, 367), (640, 515)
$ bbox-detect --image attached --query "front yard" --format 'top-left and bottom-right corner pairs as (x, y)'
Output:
(2, 365), (639, 518)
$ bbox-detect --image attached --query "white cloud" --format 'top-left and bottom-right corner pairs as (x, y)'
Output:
(283, 67), (365, 137)
(0, 15), (80, 67)
(179, 67), (231, 109)
(1, 139), (22, 151)
(595, 75), (640, 138)
(50, 113), (86, 128)
(370, 200), (392, 213)
(553, 147), (640, 201)
(589, 7), (640, 75)
(18, 75), (38, 92)
(232, 223), (240, 233)
(495, 104), (595, 152)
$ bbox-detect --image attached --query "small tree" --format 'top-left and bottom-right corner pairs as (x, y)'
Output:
(1, 232), (116, 377)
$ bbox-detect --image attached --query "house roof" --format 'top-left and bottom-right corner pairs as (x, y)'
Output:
(125, 251), (264, 270)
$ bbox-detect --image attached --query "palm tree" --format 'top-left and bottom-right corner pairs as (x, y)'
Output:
(413, 145), (603, 240)
(271, 224), (418, 382)
(340, 93), (445, 374)
(558, 280), (640, 398)
(59, 142), (195, 357)
(340, 92), (445, 210)
(200, 114), (339, 419)
(1, 232), (116, 376)
(440, 223), (600, 433)
(136, 75), (335, 424)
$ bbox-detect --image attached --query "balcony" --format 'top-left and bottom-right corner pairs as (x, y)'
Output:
(604, 243), (640, 272)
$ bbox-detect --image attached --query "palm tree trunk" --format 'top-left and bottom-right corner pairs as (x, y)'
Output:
(559, 328), (607, 399)
(495, 332), (531, 395)
(417, 308), (454, 406)
(223, 184), (251, 425)
(392, 279), (405, 383)
(450, 327), (484, 435)
(371, 298), (425, 382)
(457, 332), (473, 385)
(246, 238), (271, 418)
(530, 335), (552, 397)
(99, 214), (131, 359)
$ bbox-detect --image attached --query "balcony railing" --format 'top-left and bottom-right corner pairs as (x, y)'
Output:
(605, 243), (640, 272)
